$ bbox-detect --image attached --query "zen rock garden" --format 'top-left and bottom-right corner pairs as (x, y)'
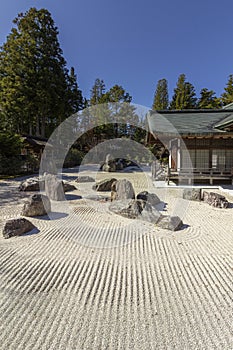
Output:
(100, 154), (139, 172)
(2, 173), (231, 239)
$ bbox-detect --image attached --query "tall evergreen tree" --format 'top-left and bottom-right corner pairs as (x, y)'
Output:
(198, 88), (221, 109)
(104, 85), (132, 104)
(66, 67), (83, 115)
(152, 78), (169, 110)
(90, 78), (106, 105)
(0, 8), (81, 137)
(104, 85), (135, 138)
(221, 74), (233, 106)
(170, 74), (197, 110)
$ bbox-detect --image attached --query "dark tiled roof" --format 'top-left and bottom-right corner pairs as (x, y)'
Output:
(215, 114), (233, 129)
(22, 135), (53, 148)
(147, 109), (233, 136)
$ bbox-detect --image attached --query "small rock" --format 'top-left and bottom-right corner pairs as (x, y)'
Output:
(93, 178), (117, 191)
(21, 194), (51, 217)
(63, 182), (77, 192)
(85, 195), (109, 201)
(3, 218), (36, 239)
(156, 215), (183, 231)
(19, 177), (45, 191)
(203, 191), (229, 208)
(183, 188), (201, 201)
(75, 176), (95, 183)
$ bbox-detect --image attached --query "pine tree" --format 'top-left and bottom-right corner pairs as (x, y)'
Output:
(0, 8), (81, 137)
(152, 78), (169, 110)
(66, 67), (83, 115)
(221, 75), (233, 106)
(104, 85), (135, 138)
(170, 74), (197, 110)
(198, 88), (221, 109)
(104, 85), (132, 104)
(90, 78), (106, 105)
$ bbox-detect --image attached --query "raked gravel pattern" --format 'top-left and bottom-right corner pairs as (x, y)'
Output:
(0, 170), (232, 350)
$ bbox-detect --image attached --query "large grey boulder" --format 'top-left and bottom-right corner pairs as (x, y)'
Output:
(21, 194), (51, 217)
(183, 188), (201, 201)
(111, 179), (135, 201)
(93, 178), (117, 191)
(109, 199), (161, 223)
(136, 191), (160, 206)
(3, 218), (36, 239)
(19, 177), (45, 191)
(45, 174), (65, 201)
(139, 201), (161, 223)
(203, 191), (229, 208)
(156, 215), (183, 231)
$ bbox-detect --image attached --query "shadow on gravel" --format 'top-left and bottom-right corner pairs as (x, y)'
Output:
(36, 212), (69, 221)
(22, 227), (40, 236)
(179, 223), (190, 230)
(65, 194), (82, 201)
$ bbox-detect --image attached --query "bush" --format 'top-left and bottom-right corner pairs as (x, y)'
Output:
(0, 133), (23, 175)
(64, 148), (84, 168)
(0, 154), (23, 175)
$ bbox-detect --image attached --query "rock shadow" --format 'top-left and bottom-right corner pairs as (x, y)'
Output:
(22, 227), (40, 236)
(65, 194), (82, 201)
(35, 212), (69, 220)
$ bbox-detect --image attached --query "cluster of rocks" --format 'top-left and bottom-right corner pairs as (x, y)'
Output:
(19, 174), (76, 200)
(93, 177), (183, 231)
(183, 188), (229, 208)
(3, 174), (78, 239)
(100, 154), (139, 172)
(3, 193), (52, 239)
(19, 177), (45, 191)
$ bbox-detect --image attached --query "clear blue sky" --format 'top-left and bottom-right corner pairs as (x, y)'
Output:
(1, 0), (233, 108)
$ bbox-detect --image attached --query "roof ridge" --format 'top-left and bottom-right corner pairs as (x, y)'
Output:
(152, 109), (233, 114)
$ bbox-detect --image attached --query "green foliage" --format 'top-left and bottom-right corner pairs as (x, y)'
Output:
(0, 8), (83, 137)
(0, 132), (22, 156)
(87, 81), (137, 142)
(0, 132), (23, 174)
(170, 74), (197, 110)
(198, 88), (221, 109)
(64, 147), (84, 168)
(221, 74), (233, 106)
(90, 78), (106, 105)
(152, 78), (169, 110)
